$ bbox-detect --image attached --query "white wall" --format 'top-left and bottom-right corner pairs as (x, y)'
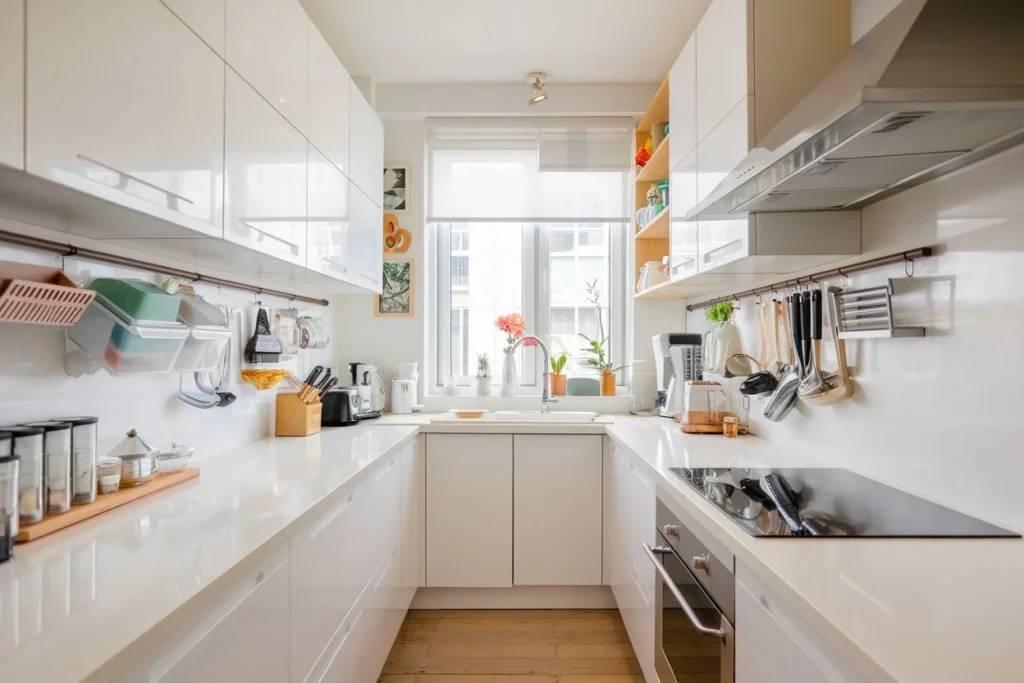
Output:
(331, 120), (426, 401)
(851, 0), (903, 42)
(0, 215), (332, 459)
(685, 143), (1024, 531)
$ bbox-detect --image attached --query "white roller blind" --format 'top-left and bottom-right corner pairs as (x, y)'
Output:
(427, 117), (632, 221)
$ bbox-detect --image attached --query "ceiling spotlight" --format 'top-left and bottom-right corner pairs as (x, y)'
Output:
(527, 72), (548, 105)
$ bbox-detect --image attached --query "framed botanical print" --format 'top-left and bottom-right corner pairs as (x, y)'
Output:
(376, 260), (414, 316)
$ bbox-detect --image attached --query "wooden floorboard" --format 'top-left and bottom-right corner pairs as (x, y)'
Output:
(381, 609), (643, 682)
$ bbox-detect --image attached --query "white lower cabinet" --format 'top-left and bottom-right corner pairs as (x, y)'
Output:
(119, 544), (290, 683)
(426, 434), (514, 587)
(736, 564), (867, 683)
(513, 435), (602, 586)
(604, 439), (658, 683)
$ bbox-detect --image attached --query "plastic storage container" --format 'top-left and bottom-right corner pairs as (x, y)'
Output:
(56, 417), (98, 505)
(175, 294), (231, 371)
(22, 422), (73, 514)
(68, 299), (189, 375)
(156, 443), (194, 473)
(89, 278), (181, 323)
(7, 426), (44, 524)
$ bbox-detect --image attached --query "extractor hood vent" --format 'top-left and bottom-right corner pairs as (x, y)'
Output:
(688, 0), (1024, 220)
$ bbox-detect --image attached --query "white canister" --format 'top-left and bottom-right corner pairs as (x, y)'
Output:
(391, 378), (416, 414)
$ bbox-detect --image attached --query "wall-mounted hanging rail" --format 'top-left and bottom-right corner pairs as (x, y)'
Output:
(685, 247), (933, 311)
(0, 228), (330, 306)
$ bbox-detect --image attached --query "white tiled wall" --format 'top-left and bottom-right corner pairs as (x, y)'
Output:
(0, 218), (332, 459)
(685, 144), (1024, 531)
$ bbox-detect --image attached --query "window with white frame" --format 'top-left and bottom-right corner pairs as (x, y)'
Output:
(427, 118), (632, 391)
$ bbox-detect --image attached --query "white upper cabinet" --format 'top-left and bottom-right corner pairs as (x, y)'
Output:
(426, 435), (513, 588)
(668, 34), (697, 168)
(348, 83), (384, 205)
(161, 0), (226, 57)
(513, 436), (603, 586)
(26, 0), (225, 237)
(348, 182), (383, 292)
(224, 70), (307, 267)
(307, 145), (351, 281)
(0, 0), (23, 171)
(695, 0), (751, 145)
(669, 148), (699, 281)
(308, 21), (351, 177)
(226, 0), (309, 136)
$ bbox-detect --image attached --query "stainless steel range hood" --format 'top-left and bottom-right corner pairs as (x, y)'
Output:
(687, 0), (1024, 220)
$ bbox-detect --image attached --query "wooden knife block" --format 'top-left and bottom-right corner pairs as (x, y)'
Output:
(275, 393), (322, 437)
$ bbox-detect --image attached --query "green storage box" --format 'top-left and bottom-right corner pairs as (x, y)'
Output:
(90, 278), (181, 324)
(566, 377), (601, 396)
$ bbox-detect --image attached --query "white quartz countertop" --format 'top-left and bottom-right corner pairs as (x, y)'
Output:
(0, 423), (419, 683)
(603, 419), (1024, 683)
(2, 413), (1020, 683)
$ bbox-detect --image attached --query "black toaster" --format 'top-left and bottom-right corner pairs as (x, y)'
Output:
(321, 386), (360, 426)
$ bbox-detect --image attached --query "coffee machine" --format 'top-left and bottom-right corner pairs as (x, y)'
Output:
(653, 333), (703, 418)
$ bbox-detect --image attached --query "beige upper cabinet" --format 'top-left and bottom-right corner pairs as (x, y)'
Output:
(668, 34), (697, 169)
(161, 0), (226, 57)
(694, 0), (850, 149)
(308, 21), (351, 177)
(226, 0), (309, 137)
(0, 0), (23, 170)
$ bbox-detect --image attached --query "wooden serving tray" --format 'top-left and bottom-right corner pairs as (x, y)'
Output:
(15, 468), (200, 543)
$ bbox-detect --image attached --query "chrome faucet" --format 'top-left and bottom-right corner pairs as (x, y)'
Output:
(508, 335), (559, 413)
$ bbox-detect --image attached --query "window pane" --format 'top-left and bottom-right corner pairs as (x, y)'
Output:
(550, 256), (575, 296)
(549, 230), (574, 253)
(550, 307), (575, 335)
(445, 222), (528, 382)
(578, 228), (604, 248)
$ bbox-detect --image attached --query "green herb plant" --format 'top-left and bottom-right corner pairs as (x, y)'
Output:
(705, 301), (735, 324)
(550, 353), (568, 375)
(579, 280), (629, 374)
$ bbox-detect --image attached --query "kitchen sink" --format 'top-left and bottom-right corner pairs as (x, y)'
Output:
(491, 411), (599, 423)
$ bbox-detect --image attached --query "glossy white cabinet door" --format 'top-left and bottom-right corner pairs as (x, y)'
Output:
(736, 565), (868, 683)
(426, 434), (513, 587)
(307, 144), (351, 281)
(348, 83), (384, 205)
(349, 182), (384, 292)
(224, 69), (307, 267)
(0, 0), (23, 170)
(400, 438), (424, 595)
(138, 546), (290, 683)
(668, 34), (697, 168)
(670, 148), (699, 281)
(695, 0), (751, 145)
(225, 0), (308, 136)
(161, 0), (226, 57)
(513, 435), (603, 586)
(309, 21), (351, 177)
(27, 0), (224, 237)
(290, 486), (371, 683)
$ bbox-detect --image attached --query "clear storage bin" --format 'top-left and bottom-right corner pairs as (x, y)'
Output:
(68, 299), (189, 375)
(174, 293), (231, 371)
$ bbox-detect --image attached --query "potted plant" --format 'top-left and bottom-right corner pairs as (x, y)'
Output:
(475, 353), (491, 396)
(550, 353), (568, 396)
(579, 280), (628, 396)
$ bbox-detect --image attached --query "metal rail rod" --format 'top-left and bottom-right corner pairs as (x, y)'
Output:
(0, 228), (330, 306)
(684, 247), (933, 311)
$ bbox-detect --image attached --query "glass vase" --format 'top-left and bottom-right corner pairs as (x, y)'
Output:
(500, 353), (517, 397)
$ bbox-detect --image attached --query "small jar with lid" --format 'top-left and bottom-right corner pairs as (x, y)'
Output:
(55, 417), (99, 505)
(107, 430), (158, 488)
(722, 416), (741, 439)
(96, 459), (121, 495)
(6, 426), (45, 524)
(21, 422), (73, 514)
(0, 432), (19, 563)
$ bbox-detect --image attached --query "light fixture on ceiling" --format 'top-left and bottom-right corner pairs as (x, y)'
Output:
(527, 72), (548, 105)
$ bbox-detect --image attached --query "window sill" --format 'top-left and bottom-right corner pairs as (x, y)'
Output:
(422, 393), (635, 415)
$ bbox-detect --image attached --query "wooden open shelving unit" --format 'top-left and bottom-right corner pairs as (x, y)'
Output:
(633, 76), (670, 296)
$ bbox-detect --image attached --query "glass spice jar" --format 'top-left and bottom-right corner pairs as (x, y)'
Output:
(722, 416), (740, 439)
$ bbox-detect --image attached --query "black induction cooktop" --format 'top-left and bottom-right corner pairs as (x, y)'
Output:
(669, 467), (1019, 538)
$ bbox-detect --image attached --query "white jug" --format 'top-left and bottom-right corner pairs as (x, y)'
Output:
(391, 378), (417, 414)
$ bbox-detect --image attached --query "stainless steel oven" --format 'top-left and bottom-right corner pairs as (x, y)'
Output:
(644, 500), (734, 683)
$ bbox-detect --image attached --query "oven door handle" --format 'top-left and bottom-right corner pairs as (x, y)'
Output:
(643, 543), (726, 640)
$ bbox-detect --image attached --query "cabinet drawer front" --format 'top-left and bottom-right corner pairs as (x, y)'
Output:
(224, 70), (307, 267)
(225, 0), (308, 135)
(290, 489), (370, 683)
(131, 546), (290, 683)
(27, 0), (224, 237)
(307, 145), (351, 280)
